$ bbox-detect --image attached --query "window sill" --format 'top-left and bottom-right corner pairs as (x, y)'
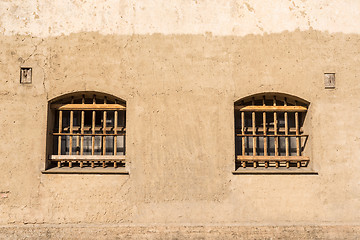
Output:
(42, 167), (129, 175)
(232, 168), (318, 175)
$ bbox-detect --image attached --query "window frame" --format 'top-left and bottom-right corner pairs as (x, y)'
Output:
(233, 93), (315, 174)
(43, 92), (128, 174)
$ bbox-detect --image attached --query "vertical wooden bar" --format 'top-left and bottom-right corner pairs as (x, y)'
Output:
(102, 97), (107, 167)
(114, 113), (118, 148)
(114, 105), (118, 168)
(76, 114), (80, 155)
(263, 96), (268, 168)
(114, 103), (118, 155)
(252, 98), (256, 168)
(274, 96), (279, 168)
(80, 95), (85, 168)
(91, 95), (96, 168)
(57, 110), (63, 167)
(295, 101), (300, 168)
(284, 98), (289, 168)
(241, 111), (246, 168)
(69, 97), (74, 167)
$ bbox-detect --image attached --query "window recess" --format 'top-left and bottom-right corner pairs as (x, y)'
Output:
(47, 93), (126, 171)
(234, 94), (311, 172)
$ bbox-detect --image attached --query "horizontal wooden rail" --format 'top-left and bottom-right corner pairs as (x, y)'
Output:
(235, 105), (307, 112)
(51, 104), (126, 111)
(235, 127), (303, 133)
(236, 134), (308, 137)
(49, 155), (125, 161)
(50, 155), (125, 168)
(61, 126), (126, 132)
(53, 132), (125, 136)
(236, 156), (309, 162)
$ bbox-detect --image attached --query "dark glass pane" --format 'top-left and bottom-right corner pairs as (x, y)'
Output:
(105, 136), (114, 155)
(118, 111), (126, 128)
(84, 111), (92, 127)
(256, 136), (264, 156)
(290, 137), (297, 156)
(53, 136), (58, 154)
(83, 136), (92, 155)
(244, 136), (253, 156)
(279, 136), (286, 156)
(117, 135), (126, 155)
(94, 136), (102, 155)
(268, 136), (275, 156)
(62, 111), (70, 133)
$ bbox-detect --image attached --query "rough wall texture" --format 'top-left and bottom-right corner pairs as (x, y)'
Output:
(1, 0), (360, 36)
(1, 225), (360, 240)
(0, 0), (360, 239)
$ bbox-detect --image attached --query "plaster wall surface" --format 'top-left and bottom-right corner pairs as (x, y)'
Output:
(1, 0), (360, 36)
(0, 0), (360, 239)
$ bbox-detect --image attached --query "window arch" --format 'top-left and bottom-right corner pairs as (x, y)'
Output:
(234, 93), (310, 171)
(46, 92), (126, 172)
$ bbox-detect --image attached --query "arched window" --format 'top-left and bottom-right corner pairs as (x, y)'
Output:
(234, 93), (310, 171)
(45, 92), (126, 172)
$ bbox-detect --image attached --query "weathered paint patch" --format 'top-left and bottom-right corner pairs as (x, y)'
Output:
(0, 0), (360, 37)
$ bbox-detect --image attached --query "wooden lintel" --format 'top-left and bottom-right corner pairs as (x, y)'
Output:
(51, 104), (126, 111)
(235, 105), (307, 112)
(236, 156), (310, 161)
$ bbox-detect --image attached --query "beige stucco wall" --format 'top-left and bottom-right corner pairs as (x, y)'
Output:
(0, 0), (360, 238)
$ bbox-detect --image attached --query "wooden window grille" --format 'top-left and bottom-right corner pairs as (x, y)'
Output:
(48, 93), (126, 169)
(234, 94), (310, 170)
